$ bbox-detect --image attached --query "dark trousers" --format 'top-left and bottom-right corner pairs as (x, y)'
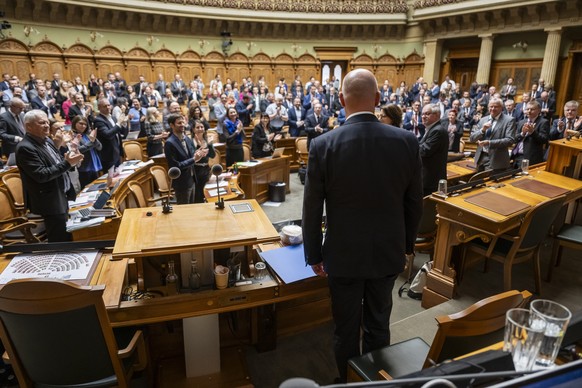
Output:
(226, 148), (244, 167)
(174, 186), (194, 204)
(78, 170), (99, 190)
(328, 273), (398, 382)
(43, 213), (72, 242)
(194, 166), (210, 203)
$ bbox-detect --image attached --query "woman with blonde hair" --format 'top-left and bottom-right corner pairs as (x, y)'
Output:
(144, 107), (168, 157)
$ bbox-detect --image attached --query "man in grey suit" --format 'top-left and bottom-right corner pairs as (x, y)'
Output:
(302, 69), (423, 382)
(470, 97), (516, 172)
(213, 94), (228, 142)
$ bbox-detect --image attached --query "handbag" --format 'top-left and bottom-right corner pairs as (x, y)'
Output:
(398, 261), (433, 300)
(262, 141), (273, 152)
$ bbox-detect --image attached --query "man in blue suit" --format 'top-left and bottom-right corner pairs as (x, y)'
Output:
(403, 101), (425, 140)
(302, 69), (423, 383)
(164, 113), (200, 204)
(287, 97), (306, 137)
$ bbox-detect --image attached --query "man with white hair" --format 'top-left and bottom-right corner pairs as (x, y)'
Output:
(265, 94), (288, 131)
(16, 110), (83, 242)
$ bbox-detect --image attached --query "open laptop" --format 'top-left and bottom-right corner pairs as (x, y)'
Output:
(75, 191), (111, 218)
(272, 147), (285, 158)
(126, 131), (140, 140)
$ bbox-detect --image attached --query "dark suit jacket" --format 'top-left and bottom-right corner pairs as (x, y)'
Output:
(515, 103), (527, 122)
(513, 116), (549, 165)
(15, 134), (71, 216)
(0, 111), (25, 156)
(164, 134), (196, 190)
(67, 104), (94, 127)
(403, 111), (425, 141)
(419, 121), (449, 195)
(549, 116), (582, 140)
(30, 96), (57, 117)
(93, 114), (127, 170)
(302, 113), (423, 278)
(325, 93), (342, 115)
(287, 107), (306, 137)
(537, 98), (556, 120)
(304, 113), (329, 148)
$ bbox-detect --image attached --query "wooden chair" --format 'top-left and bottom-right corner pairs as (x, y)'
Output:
(547, 204), (582, 281)
(206, 129), (220, 144)
(348, 290), (532, 381)
(280, 125), (290, 138)
(1, 172), (25, 216)
(462, 195), (566, 294)
(243, 143), (251, 161)
(0, 189), (42, 245)
(295, 137), (308, 165)
(123, 141), (144, 161)
(209, 149), (221, 167)
(0, 278), (148, 388)
(406, 196), (438, 281)
(127, 181), (159, 209)
(149, 165), (174, 200)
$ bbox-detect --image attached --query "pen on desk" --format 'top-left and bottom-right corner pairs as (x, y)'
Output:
(235, 280), (252, 286)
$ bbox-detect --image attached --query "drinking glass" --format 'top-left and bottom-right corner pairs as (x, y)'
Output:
(521, 159), (529, 175)
(504, 308), (546, 371)
(530, 299), (572, 368)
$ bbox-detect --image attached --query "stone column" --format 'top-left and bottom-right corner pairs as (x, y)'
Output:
(476, 34), (495, 85)
(540, 27), (562, 86)
(423, 39), (442, 83)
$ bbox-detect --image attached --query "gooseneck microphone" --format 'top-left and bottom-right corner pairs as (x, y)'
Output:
(163, 167), (181, 214)
(211, 164), (225, 209)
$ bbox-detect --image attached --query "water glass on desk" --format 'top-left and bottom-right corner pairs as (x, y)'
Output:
(504, 308), (546, 371)
(521, 159), (529, 175)
(530, 299), (572, 368)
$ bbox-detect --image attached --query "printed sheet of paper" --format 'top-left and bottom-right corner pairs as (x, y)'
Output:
(0, 251), (101, 284)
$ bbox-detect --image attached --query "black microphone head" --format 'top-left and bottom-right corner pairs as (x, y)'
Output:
(168, 167), (181, 180)
(211, 164), (223, 177)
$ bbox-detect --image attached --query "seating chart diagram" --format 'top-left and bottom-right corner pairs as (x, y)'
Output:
(0, 251), (100, 284)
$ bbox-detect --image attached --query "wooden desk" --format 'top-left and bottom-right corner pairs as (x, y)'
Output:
(447, 158), (476, 185)
(423, 170), (582, 308)
(546, 138), (582, 178)
(237, 156), (291, 204)
(71, 161), (155, 241)
(275, 137), (301, 172)
(204, 174), (244, 203)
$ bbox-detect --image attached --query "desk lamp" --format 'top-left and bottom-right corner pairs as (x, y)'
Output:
(211, 164), (225, 209)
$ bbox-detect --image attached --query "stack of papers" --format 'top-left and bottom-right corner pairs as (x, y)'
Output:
(66, 216), (105, 232)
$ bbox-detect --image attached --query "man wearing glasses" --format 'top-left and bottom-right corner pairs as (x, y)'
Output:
(419, 104), (449, 196)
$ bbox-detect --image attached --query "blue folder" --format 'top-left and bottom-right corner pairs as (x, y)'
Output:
(258, 244), (316, 284)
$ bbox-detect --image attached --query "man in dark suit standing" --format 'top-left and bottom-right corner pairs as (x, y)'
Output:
(470, 97), (516, 172)
(93, 98), (128, 173)
(302, 69), (423, 383)
(403, 101), (425, 141)
(0, 98), (26, 157)
(537, 91), (556, 120)
(287, 97), (306, 137)
(420, 104), (449, 196)
(164, 113), (199, 204)
(30, 85), (57, 119)
(16, 110), (84, 242)
(325, 86), (342, 117)
(511, 101), (549, 168)
(304, 102), (329, 149)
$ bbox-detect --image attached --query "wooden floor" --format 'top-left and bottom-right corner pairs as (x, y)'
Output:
(156, 347), (253, 388)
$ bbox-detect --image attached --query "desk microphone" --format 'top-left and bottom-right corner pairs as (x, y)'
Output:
(163, 167), (181, 214)
(211, 164), (225, 209)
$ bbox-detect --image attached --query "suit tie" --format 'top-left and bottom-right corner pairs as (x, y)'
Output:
(14, 114), (25, 136)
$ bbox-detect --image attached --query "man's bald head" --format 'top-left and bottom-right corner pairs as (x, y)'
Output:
(339, 69), (380, 115)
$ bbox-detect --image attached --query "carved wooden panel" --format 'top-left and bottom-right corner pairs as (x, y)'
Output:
(97, 46), (123, 57)
(127, 48), (149, 58)
(66, 44), (94, 56)
(0, 39), (28, 53)
(490, 60), (543, 97)
(0, 60), (15, 76)
(33, 62), (50, 80)
(229, 52), (248, 62)
(69, 63), (82, 79)
(252, 53), (271, 63)
(32, 42), (62, 54)
(180, 50), (201, 60)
